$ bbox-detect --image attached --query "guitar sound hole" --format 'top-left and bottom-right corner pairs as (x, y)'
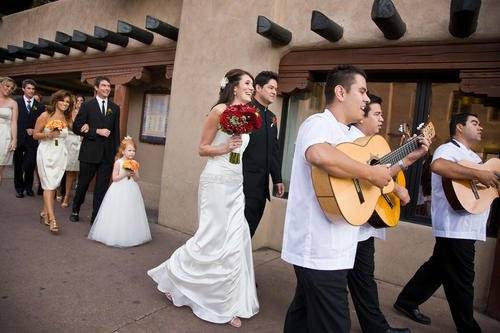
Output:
(369, 159), (379, 166)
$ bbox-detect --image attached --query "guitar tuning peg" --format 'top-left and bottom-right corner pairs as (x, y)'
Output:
(417, 123), (424, 130)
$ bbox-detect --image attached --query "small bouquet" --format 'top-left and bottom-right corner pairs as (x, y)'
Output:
(45, 119), (66, 146)
(122, 159), (140, 179)
(219, 104), (262, 164)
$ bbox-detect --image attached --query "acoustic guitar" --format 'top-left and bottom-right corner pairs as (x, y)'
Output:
(312, 122), (435, 226)
(370, 123), (412, 228)
(442, 158), (500, 214)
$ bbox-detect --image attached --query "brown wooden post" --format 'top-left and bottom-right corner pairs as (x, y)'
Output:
(114, 84), (129, 139)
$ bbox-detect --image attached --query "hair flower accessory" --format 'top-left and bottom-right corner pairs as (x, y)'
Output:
(220, 76), (229, 89)
(122, 135), (132, 143)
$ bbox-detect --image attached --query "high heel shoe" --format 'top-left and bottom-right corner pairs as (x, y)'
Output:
(39, 212), (50, 226)
(49, 218), (60, 234)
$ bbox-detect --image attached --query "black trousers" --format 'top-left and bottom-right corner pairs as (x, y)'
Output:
(244, 195), (266, 237)
(13, 144), (37, 193)
(284, 265), (350, 333)
(72, 160), (113, 220)
(348, 237), (389, 333)
(396, 237), (481, 333)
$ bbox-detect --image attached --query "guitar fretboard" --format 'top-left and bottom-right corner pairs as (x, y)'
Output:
(376, 136), (420, 166)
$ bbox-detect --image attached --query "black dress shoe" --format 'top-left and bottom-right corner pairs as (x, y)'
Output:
(394, 302), (431, 325)
(69, 212), (79, 222)
(385, 327), (411, 333)
(26, 190), (34, 196)
(16, 191), (24, 198)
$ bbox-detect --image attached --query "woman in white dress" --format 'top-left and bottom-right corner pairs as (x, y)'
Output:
(61, 94), (83, 208)
(148, 69), (259, 328)
(33, 90), (72, 234)
(0, 77), (19, 185)
(88, 136), (151, 247)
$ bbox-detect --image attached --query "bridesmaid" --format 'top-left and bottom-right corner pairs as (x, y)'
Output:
(0, 77), (18, 185)
(61, 94), (83, 208)
(33, 90), (72, 233)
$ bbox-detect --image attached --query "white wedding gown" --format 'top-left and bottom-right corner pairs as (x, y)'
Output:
(148, 131), (259, 324)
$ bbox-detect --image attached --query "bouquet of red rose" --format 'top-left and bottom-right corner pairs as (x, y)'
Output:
(219, 104), (262, 164)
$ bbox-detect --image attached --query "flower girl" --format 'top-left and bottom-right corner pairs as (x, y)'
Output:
(88, 136), (151, 247)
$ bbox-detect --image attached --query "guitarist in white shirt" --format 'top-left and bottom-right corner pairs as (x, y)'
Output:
(346, 93), (430, 333)
(282, 65), (393, 333)
(395, 112), (498, 332)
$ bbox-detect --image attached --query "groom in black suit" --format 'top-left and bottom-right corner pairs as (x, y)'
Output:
(14, 79), (44, 198)
(243, 71), (285, 237)
(70, 76), (120, 223)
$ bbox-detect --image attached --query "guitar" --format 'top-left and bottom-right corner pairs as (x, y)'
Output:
(369, 123), (411, 229)
(442, 158), (500, 214)
(312, 122), (435, 226)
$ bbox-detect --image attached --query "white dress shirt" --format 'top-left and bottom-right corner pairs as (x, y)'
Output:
(23, 96), (33, 112)
(345, 125), (387, 242)
(281, 109), (360, 271)
(431, 140), (489, 241)
(96, 96), (108, 115)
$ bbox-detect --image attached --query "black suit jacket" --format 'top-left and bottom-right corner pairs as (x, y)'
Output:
(73, 98), (120, 164)
(242, 100), (283, 200)
(16, 97), (44, 147)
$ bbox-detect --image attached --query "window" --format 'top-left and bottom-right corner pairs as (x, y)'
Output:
(279, 72), (500, 236)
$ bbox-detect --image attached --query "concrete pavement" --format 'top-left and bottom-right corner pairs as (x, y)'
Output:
(1, 178), (500, 332)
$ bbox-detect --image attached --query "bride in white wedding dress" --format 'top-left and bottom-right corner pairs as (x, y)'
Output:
(148, 69), (259, 328)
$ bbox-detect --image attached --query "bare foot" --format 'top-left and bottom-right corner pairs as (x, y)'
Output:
(229, 317), (241, 328)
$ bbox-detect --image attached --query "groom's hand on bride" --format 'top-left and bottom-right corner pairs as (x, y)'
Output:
(274, 183), (285, 198)
(96, 128), (111, 137)
(80, 124), (89, 133)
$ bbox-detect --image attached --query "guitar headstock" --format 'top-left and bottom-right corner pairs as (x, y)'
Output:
(418, 122), (436, 140)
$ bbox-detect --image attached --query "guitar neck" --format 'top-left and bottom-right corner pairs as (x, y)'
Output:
(378, 136), (420, 166)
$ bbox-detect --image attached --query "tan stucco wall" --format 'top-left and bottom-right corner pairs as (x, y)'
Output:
(127, 81), (170, 210)
(376, 222), (496, 310)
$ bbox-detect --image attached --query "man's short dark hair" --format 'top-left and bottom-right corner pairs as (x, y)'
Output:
(255, 71), (279, 88)
(22, 79), (36, 89)
(449, 112), (478, 137)
(364, 92), (383, 116)
(94, 76), (111, 88)
(324, 65), (367, 105)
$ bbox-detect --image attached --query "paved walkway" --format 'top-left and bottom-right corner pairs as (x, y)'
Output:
(1, 178), (499, 332)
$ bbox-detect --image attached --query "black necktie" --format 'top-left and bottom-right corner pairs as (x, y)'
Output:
(27, 100), (32, 113)
(101, 100), (106, 115)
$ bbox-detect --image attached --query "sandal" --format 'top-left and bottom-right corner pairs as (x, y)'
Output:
(165, 292), (173, 302)
(229, 317), (241, 328)
(61, 196), (70, 208)
(39, 212), (50, 226)
(49, 218), (59, 234)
